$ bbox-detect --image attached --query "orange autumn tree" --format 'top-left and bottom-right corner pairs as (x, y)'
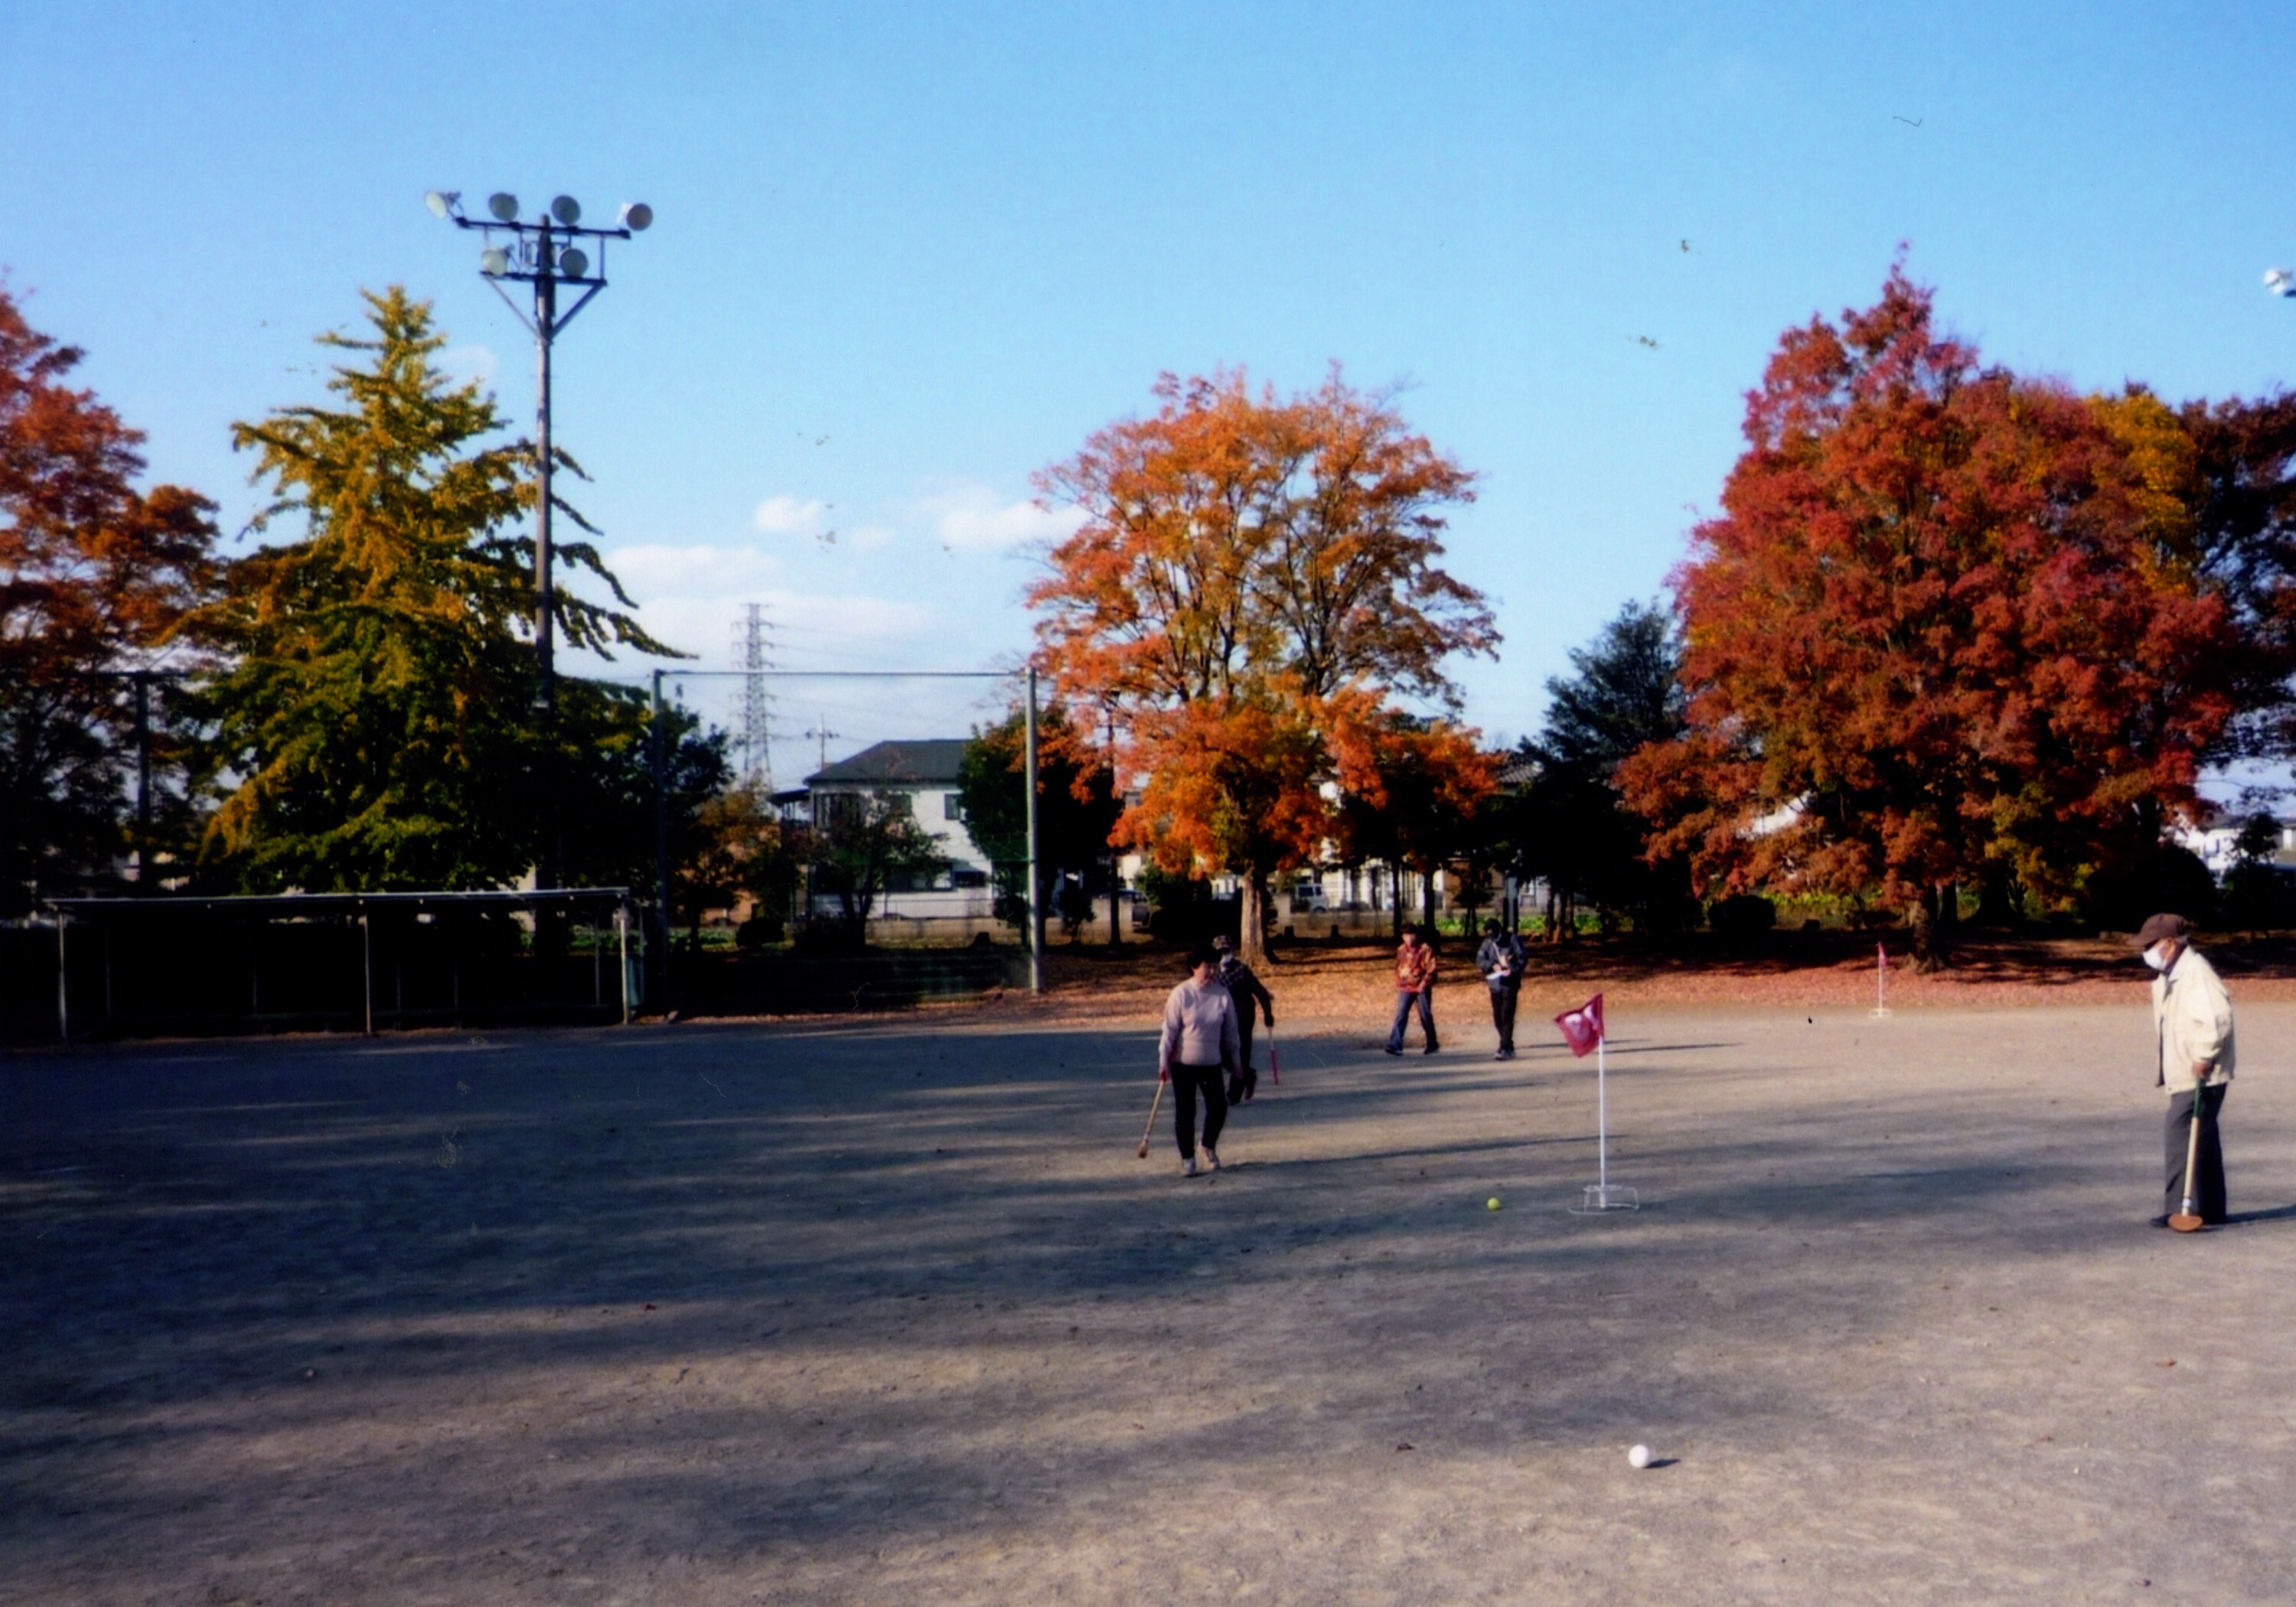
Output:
(0, 285), (218, 911)
(1029, 368), (1498, 964)
(1619, 269), (2238, 966)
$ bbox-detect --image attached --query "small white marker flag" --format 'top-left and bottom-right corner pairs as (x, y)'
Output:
(1554, 993), (1605, 1058)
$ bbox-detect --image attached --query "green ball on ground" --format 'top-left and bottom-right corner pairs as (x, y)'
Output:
(1486, 1196), (1502, 1211)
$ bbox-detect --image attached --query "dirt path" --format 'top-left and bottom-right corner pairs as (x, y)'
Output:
(5, 996), (2296, 1602)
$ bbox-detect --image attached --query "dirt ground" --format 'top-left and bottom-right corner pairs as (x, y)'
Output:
(7, 970), (2296, 1603)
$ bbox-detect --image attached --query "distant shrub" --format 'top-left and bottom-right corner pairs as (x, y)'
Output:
(1708, 894), (1777, 934)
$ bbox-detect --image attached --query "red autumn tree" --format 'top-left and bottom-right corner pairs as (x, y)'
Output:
(1030, 368), (1498, 963)
(1619, 269), (2237, 965)
(0, 285), (218, 911)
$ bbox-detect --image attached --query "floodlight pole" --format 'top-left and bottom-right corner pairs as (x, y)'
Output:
(533, 246), (559, 717)
(428, 191), (649, 887)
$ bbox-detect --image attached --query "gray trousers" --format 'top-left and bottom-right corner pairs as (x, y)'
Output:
(2164, 1084), (2228, 1222)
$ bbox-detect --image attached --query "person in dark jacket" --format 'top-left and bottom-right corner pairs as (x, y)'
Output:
(1212, 934), (1276, 1102)
(1476, 918), (1528, 1059)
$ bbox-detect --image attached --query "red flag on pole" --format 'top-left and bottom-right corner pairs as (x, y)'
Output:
(1554, 993), (1605, 1058)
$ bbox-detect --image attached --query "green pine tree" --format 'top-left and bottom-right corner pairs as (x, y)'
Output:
(188, 286), (674, 890)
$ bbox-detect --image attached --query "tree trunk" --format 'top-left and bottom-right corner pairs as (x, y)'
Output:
(1974, 862), (2020, 928)
(1910, 885), (1957, 971)
(1238, 871), (1271, 968)
(1107, 842), (1124, 949)
(1392, 863), (1404, 942)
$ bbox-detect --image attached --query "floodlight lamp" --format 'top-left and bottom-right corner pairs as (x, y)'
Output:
(488, 192), (520, 223)
(2269, 268), (2295, 298)
(551, 194), (582, 225)
(618, 201), (653, 232)
(424, 190), (460, 219)
(558, 246), (590, 279)
(480, 246), (510, 277)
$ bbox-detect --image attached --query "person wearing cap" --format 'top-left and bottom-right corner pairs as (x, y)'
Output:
(2136, 912), (2236, 1227)
(1385, 924), (1440, 1055)
(1211, 933), (1276, 1103)
(1158, 943), (1241, 1178)
(1475, 917), (1528, 1060)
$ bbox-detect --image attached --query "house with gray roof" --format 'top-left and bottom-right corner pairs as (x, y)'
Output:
(803, 739), (993, 916)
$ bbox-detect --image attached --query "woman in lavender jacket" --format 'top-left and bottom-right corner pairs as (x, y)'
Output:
(1159, 944), (1241, 1178)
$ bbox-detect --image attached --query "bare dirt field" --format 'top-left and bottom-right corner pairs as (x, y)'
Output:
(7, 966), (2296, 1604)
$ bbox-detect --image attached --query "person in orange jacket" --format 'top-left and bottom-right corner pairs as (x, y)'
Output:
(1384, 924), (1439, 1055)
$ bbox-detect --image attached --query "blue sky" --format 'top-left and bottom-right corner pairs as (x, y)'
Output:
(5, 2), (2294, 781)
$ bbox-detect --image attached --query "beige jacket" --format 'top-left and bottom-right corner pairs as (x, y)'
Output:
(2152, 944), (2235, 1094)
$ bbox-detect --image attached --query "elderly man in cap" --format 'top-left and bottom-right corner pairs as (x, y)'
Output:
(1211, 934), (1275, 1103)
(2137, 912), (2236, 1228)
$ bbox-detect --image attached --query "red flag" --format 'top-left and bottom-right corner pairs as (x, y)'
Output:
(1554, 993), (1605, 1058)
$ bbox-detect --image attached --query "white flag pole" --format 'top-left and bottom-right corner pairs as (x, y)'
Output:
(1596, 1032), (1609, 1193)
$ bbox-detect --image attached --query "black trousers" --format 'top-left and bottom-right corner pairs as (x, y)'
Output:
(1171, 1064), (1228, 1159)
(1486, 984), (1520, 1053)
(1228, 1017), (1259, 1103)
(2164, 1084), (2229, 1222)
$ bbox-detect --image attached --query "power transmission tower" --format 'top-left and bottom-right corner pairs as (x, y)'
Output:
(732, 603), (776, 790)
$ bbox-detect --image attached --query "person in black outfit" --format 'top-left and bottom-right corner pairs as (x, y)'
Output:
(1476, 918), (1528, 1059)
(1212, 934), (1276, 1103)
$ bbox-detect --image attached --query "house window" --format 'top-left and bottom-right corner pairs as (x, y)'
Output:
(944, 792), (965, 822)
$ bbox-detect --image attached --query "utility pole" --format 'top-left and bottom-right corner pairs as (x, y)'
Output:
(804, 721), (840, 772)
(1104, 702), (1123, 949)
(131, 671), (152, 894)
(651, 669), (671, 1006)
(426, 187), (652, 886)
(1025, 667), (1042, 993)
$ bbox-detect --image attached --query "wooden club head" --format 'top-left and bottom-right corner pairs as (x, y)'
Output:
(2169, 1211), (2206, 1233)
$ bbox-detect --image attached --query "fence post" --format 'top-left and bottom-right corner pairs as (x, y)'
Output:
(55, 912), (68, 1045)
(360, 902), (374, 1038)
(618, 898), (631, 1025)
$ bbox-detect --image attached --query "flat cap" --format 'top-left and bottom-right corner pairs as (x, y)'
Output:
(2132, 911), (2192, 949)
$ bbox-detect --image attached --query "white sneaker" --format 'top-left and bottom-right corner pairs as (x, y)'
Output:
(1202, 1147), (1221, 1172)
(1182, 1156), (1199, 1178)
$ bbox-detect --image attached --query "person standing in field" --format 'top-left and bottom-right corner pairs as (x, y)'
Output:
(1159, 943), (1241, 1178)
(1385, 923), (1439, 1056)
(2138, 912), (2236, 1227)
(1476, 917), (1528, 1060)
(1212, 933), (1276, 1103)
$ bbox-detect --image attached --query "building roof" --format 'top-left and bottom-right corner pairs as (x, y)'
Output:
(805, 738), (967, 788)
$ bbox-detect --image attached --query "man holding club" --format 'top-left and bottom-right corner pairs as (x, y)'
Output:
(1476, 917), (1528, 1060)
(1212, 934), (1276, 1103)
(2137, 912), (2236, 1231)
(1157, 944), (1241, 1178)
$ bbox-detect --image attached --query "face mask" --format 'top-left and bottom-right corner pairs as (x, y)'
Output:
(2143, 944), (2173, 972)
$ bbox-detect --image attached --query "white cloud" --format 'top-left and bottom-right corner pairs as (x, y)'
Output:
(439, 344), (497, 387)
(912, 480), (1084, 553)
(753, 494), (830, 536)
(605, 543), (784, 597)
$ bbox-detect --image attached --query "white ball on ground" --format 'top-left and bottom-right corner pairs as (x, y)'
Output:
(1628, 1443), (1652, 1469)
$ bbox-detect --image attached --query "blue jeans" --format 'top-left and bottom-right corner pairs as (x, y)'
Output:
(1388, 986), (1437, 1052)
